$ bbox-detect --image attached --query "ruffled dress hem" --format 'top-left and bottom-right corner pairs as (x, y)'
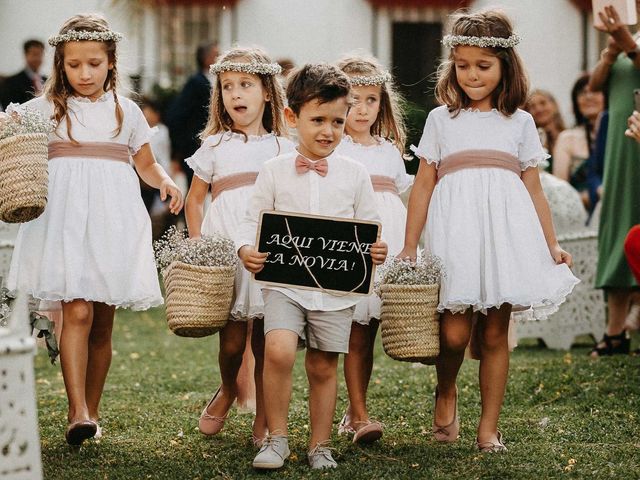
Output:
(230, 304), (264, 321)
(439, 276), (579, 320)
(24, 290), (163, 311)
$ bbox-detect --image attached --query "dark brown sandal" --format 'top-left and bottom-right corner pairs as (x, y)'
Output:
(589, 332), (630, 357)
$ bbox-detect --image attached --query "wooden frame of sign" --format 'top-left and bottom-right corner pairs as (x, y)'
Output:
(253, 210), (381, 296)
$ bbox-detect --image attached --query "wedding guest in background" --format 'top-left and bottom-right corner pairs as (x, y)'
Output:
(0, 39), (47, 107)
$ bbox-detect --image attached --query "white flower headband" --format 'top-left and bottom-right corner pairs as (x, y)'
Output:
(209, 61), (282, 76)
(442, 34), (520, 49)
(48, 29), (123, 47)
(349, 71), (393, 87)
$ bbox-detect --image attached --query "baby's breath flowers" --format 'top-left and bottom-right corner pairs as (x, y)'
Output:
(442, 34), (520, 49)
(0, 105), (55, 141)
(379, 254), (445, 287)
(349, 71), (393, 87)
(209, 61), (282, 77)
(48, 29), (123, 47)
(154, 226), (237, 271)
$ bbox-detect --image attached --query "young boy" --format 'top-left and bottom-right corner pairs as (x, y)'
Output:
(236, 63), (388, 470)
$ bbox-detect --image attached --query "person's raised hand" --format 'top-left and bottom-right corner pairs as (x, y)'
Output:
(625, 110), (640, 142)
(597, 5), (637, 52)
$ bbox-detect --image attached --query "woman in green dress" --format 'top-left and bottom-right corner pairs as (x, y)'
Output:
(589, 2), (640, 356)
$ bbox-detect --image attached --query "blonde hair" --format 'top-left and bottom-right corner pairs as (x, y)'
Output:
(44, 13), (123, 143)
(337, 55), (406, 153)
(435, 9), (529, 117)
(200, 47), (287, 142)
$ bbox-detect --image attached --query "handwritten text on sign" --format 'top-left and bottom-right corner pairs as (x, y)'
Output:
(254, 211), (380, 295)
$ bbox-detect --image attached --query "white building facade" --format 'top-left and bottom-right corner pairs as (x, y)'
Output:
(0, 0), (601, 123)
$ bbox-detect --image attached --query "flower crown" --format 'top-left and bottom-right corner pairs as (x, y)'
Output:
(442, 34), (520, 49)
(349, 71), (393, 87)
(48, 29), (123, 47)
(209, 61), (282, 76)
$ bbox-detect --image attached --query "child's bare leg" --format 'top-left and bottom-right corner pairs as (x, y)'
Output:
(60, 300), (93, 423)
(263, 329), (298, 435)
(477, 304), (511, 444)
(434, 310), (472, 426)
(85, 302), (115, 422)
(251, 318), (268, 439)
(236, 319), (256, 412)
(343, 320), (378, 424)
(306, 348), (339, 447)
(206, 320), (247, 417)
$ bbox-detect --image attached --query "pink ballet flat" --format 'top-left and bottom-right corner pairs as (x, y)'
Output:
(337, 412), (356, 436)
(65, 420), (98, 446)
(198, 387), (229, 436)
(432, 387), (459, 443)
(352, 420), (383, 444)
(476, 431), (507, 453)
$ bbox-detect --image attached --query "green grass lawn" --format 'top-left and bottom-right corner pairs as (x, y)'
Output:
(34, 307), (640, 479)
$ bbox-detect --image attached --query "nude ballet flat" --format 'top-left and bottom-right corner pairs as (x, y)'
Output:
(65, 420), (98, 446)
(198, 387), (229, 435)
(432, 387), (459, 443)
(476, 431), (507, 453)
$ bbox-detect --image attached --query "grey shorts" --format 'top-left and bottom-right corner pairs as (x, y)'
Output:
(262, 290), (354, 353)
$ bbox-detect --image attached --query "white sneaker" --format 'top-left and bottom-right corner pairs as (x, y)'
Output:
(252, 435), (290, 470)
(308, 442), (337, 469)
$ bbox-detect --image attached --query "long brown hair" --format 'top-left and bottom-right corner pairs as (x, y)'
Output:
(338, 55), (407, 153)
(435, 9), (529, 117)
(44, 14), (123, 143)
(525, 89), (566, 153)
(200, 47), (287, 142)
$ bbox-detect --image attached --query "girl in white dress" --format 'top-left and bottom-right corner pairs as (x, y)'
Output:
(398, 10), (579, 452)
(184, 47), (293, 446)
(7, 14), (183, 446)
(335, 55), (412, 444)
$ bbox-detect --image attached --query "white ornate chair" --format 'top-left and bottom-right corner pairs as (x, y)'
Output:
(514, 173), (605, 349)
(0, 221), (18, 281)
(0, 221), (43, 479)
(0, 292), (43, 479)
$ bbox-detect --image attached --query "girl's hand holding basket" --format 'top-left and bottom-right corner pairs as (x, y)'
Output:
(154, 226), (238, 337)
(378, 254), (445, 364)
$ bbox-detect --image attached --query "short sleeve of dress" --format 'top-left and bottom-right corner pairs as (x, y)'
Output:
(518, 112), (550, 170)
(185, 137), (216, 184)
(389, 144), (413, 193)
(410, 109), (440, 166)
(127, 100), (155, 155)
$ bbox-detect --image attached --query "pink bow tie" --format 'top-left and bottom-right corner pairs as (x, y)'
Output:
(295, 155), (328, 177)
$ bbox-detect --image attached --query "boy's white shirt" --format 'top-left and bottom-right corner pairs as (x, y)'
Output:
(236, 149), (381, 312)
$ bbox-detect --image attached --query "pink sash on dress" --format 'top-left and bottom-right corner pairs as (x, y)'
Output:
(370, 175), (399, 195)
(210, 172), (259, 201)
(48, 141), (130, 162)
(437, 149), (521, 181)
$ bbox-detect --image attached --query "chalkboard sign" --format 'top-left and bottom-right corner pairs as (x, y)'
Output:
(253, 211), (381, 295)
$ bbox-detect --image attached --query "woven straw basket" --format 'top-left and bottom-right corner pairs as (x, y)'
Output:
(0, 133), (49, 223)
(380, 283), (440, 364)
(163, 261), (235, 337)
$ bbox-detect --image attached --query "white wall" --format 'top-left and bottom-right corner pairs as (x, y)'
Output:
(0, 0), (150, 91)
(0, 0), (597, 120)
(231, 0), (374, 64)
(471, 0), (587, 125)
